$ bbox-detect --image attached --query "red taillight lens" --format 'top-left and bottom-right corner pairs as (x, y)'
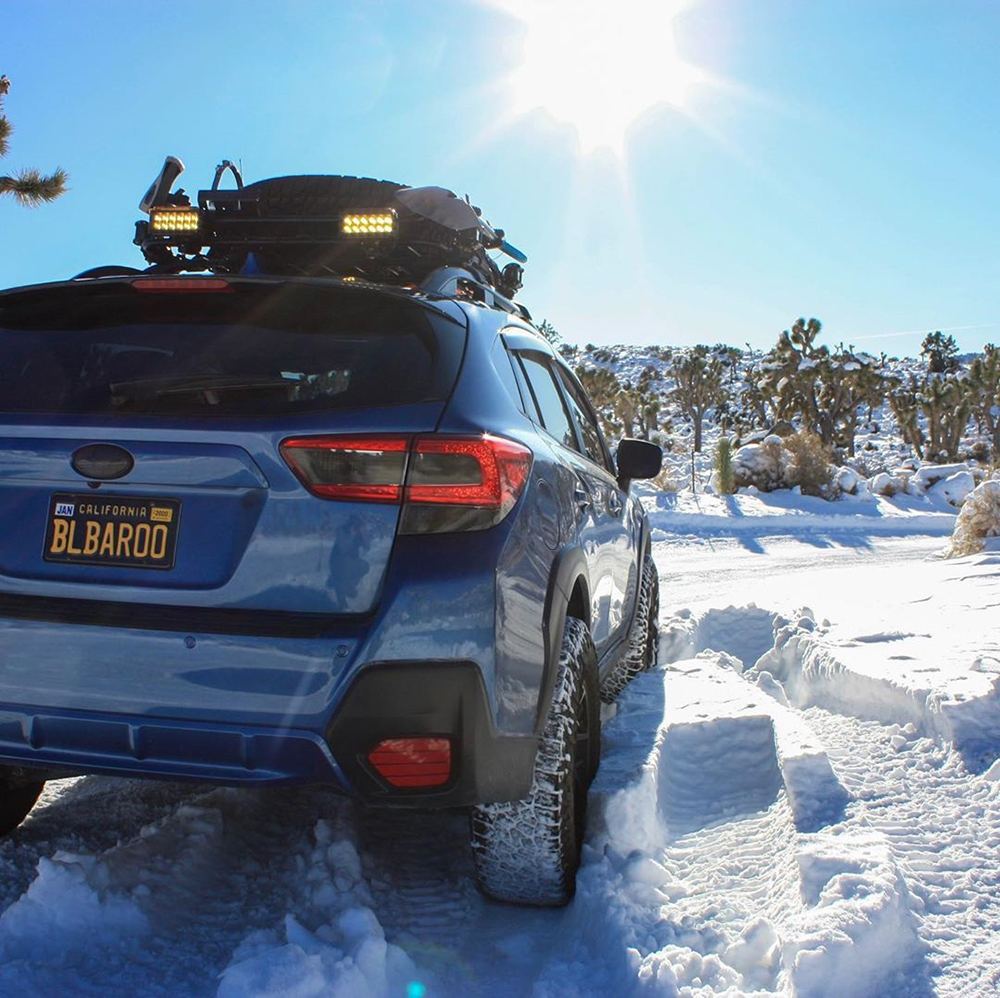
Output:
(280, 435), (409, 502)
(406, 435), (532, 513)
(279, 433), (532, 532)
(368, 737), (452, 788)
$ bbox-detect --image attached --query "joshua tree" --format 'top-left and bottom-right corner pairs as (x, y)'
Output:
(889, 372), (972, 462)
(669, 346), (725, 452)
(537, 319), (561, 346)
(920, 330), (960, 375)
(750, 318), (885, 454)
(967, 345), (1000, 458)
(575, 364), (669, 446)
(0, 74), (67, 206)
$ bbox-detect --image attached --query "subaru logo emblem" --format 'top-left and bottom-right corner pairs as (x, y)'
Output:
(71, 444), (135, 481)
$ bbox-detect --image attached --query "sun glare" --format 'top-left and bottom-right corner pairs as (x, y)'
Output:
(501, 0), (704, 154)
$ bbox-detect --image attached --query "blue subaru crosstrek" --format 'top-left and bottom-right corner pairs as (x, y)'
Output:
(0, 168), (662, 904)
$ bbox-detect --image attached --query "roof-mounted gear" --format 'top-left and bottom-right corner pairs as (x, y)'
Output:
(133, 157), (529, 307)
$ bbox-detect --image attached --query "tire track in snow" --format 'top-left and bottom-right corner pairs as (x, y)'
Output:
(0, 783), (363, 996)
(353, 804), (480, 986)
(805, 707), (1000, 996)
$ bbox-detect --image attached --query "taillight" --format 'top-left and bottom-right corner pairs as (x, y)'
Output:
(280, 436), (409, 502)
(279, 433), (532, 533)
(368, 737), (452, 788)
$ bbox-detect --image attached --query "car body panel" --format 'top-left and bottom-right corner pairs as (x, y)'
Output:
(0, 277), (654, 804)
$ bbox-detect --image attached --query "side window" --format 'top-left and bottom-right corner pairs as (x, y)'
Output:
(518, 353), (578, 452)
(556, 365), (613, 473)
(490, 336), (525, 412)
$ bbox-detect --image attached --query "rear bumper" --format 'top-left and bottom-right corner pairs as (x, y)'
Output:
(0, 661), (538, 806)
(326, 661), (537, 807)
(0, 706), (343, 785)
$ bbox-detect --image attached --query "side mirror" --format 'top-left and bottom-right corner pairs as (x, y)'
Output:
(615, 438), (662, 487)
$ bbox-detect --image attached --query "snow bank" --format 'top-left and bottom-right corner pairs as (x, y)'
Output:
(644, 489), (956, 541)
(218, 823), (418, 998)
(218, 907), (414, 998)
(751, 610), (1000, 755)
(561, 657), (915, 997)
(0, 853), (147, 963)
(783, 829), (917, 998)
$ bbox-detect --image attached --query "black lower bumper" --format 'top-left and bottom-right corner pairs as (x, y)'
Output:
(326, 661), (538, 808)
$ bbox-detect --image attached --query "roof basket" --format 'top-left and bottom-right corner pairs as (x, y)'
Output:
(134, 159), (528, 303)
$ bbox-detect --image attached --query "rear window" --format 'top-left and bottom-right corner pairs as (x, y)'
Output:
(0, 283), (465, 417)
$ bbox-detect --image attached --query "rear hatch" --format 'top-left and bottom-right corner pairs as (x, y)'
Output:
(0, 277), (466, 616)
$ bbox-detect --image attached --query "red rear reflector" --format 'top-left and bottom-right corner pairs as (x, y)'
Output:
(131, 278), (233, 293)
(368, 738), (452, 788)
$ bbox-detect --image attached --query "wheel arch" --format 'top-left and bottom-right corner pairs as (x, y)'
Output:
(535, 545), (592, 735)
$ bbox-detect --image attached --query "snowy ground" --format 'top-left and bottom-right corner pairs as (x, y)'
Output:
(1, 498), (998, 996)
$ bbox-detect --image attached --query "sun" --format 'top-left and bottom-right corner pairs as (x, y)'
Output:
(499, 0), (705, 154)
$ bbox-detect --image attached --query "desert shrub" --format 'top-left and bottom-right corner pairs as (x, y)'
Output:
(871, 472), (904, 497)
(733, 436), (787, 491)
(964, 441), (990, 463)
(847, 453), (888, 479)
(833, 466), (862, 495)
(784, 430), (835, 497)
(714, 437), (736, 494)
(650, 466), (680, 492)
(946, 480), (1000, 557)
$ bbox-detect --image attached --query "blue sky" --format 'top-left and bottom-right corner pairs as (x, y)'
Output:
(2, 0), (998, 356)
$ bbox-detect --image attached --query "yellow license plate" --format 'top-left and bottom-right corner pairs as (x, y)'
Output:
(43, 494), (181, 570)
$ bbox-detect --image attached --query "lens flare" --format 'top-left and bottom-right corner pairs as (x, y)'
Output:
(499, 0), (706, 153)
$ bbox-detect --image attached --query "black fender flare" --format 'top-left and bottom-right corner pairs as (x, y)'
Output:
(617, 508), (654, 652)
(534, 545), (590, 735)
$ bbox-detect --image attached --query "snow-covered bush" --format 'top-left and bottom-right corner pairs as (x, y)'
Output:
(848, 453), (888, 479)
(928, 470), (975, 507)
(833, 466), (862, 495)
(784, 431), (835, 497)
(870, 472), (905, 497)
(733, 437), (787, 492)
(946, 480), (1000, 557)
(913, 463), (970, 490)
(733, 432), (837, 497)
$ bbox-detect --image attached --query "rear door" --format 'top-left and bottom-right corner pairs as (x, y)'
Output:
(0, 278), (466, 615)
(552, 361), (639, 644)
(513, 347), (625, 655)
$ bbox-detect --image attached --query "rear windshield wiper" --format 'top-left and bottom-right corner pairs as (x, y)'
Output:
(110, 375), (300, 402)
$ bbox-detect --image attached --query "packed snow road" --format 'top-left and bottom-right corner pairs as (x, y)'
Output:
(0, 517), (998, 996)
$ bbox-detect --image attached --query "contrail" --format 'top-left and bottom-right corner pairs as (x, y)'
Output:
(851, 322), (1000, 342)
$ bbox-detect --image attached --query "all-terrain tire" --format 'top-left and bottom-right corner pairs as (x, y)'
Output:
(470, 616), (599, 906)
(0, 771), (45, 836)
(600, 554), (659, 702)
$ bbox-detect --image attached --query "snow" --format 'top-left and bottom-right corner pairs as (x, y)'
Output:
(0, 488), (998, 995)
(644, 486), (957, 541)
(947, 479), (1000, 557)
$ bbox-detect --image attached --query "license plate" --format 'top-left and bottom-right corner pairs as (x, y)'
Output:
(43, 494), (181, 570)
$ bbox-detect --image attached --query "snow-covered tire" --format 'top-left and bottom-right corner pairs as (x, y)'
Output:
(600, 554), (659, 702)
(0, 770), (44, 836)
(470, 616), (599, 906)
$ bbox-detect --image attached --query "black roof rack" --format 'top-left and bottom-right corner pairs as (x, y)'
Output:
(131, 158), (529, 310)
